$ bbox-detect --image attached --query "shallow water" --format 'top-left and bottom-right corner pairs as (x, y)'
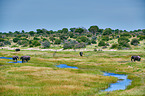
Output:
(0, 57), (12, 60)
(0, 57), (22, 63)
(56, 64), (78, 69)
(103, 72), (132, 91)
(8, 61), (22, 63)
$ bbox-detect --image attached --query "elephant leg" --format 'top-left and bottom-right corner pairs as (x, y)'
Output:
(22, 59), (24, 63)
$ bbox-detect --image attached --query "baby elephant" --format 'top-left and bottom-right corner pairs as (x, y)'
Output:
(20, 56), (31, 63)
(12, 56), (19, 61)
(131, 56), (141, 62)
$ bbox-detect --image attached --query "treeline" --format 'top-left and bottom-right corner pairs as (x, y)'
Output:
(0, 25), (145, 49)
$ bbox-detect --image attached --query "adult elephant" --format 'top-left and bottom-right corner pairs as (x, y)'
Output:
(15, 49), (20, 51)
(131, 56), (141, 61)
(12, 56), (19, 61)
(20, 56), (30, 63)
(79, 52), (83, 56)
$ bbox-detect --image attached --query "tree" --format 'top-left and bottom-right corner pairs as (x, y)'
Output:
(70, 28), (76, 32)
(62, 28), (68, 33)
(142, 29), (145, 34)
(29, 31), (35, 36)
(103, 28), (112, 35)
(22, 30), (25, 33)
(88, 25), (99, 35)
(75, 28), (84, 34)
(36, 29), (43, 34)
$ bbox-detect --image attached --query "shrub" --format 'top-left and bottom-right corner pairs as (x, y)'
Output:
(34, 37), (40, 40)
(13, 38), (19, 43)
(76, 36), (89, 43)
(54, 39), (61, 44)
(120, 33), (131, 38)
(110, 43), (118, 49)
(0, 38), (5, 42)
(102, 36), (109, 41)
(42, 41), (50, 48)
(32, 40), (41, 47)
(118, 37), (130, 47)
(139, 35), (145, 40)
(91, 39), (97, 44)
(131, 38), (139, 46)
(74, 43), (86, 49)
(0, 42), (4, 47)
(98, 41), (106, 46)
(4, 41), (11, 45)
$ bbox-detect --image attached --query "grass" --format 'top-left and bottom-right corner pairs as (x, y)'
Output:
(0, 49), (145, 96)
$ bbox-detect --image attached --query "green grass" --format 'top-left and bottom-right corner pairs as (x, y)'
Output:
(0, 49), (145, 96)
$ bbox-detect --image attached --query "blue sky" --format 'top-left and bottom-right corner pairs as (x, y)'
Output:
(0, 0), (145, 32)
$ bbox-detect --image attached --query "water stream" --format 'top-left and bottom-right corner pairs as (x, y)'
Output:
(102, 72), (132, 91)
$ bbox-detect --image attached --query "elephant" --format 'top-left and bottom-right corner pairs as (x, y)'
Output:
(131, 56), (141, 61)
(12, 56), (19, 61)
(20, 56), (30, 63)
(15, 49), (20, 51)
(79, 52), (83, 56)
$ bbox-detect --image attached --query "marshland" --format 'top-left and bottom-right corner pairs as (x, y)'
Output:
(0, 26), (145, 96)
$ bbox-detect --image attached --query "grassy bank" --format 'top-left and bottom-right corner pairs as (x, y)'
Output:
(0, 49), (145, 96)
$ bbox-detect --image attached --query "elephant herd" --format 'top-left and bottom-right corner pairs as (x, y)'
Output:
(79, 52), (141, 62)
(12, 56), (30, 63)
(12, 51), (141, 63)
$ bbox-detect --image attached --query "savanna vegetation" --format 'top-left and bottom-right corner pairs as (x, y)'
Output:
(0, 26), (145, 96)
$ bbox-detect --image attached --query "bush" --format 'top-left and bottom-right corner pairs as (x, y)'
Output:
(13, 38), (19, 43)
(54, 39), (61, 44)
(34, 37), (40, 40)
(76, 36), (89, 43)
(91, 39), (97, 44)
(74, 43), (86, 49)
(4, 41), (11, 45)
(120, 33), (131, 38)
(0, 42), (4, 47)
(42, 41), (50, 48)
(98, 41), (106, 46)
(131, 38), (139, 46)
(0, 38), (5, 42)
(102, 36), (109, 41)
(32, 40), (41, 47)
(110, 43), (118, 49)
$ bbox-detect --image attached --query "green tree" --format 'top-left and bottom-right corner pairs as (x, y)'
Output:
(142, 29), (145, 34)
(70, 28), (76, 32)
(75, 28), (84, 34)
(29, 31), (35, 36)
(88, 25), (99, 35)
(103, 28), (112, 35)
(62, 28), (68, 33)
